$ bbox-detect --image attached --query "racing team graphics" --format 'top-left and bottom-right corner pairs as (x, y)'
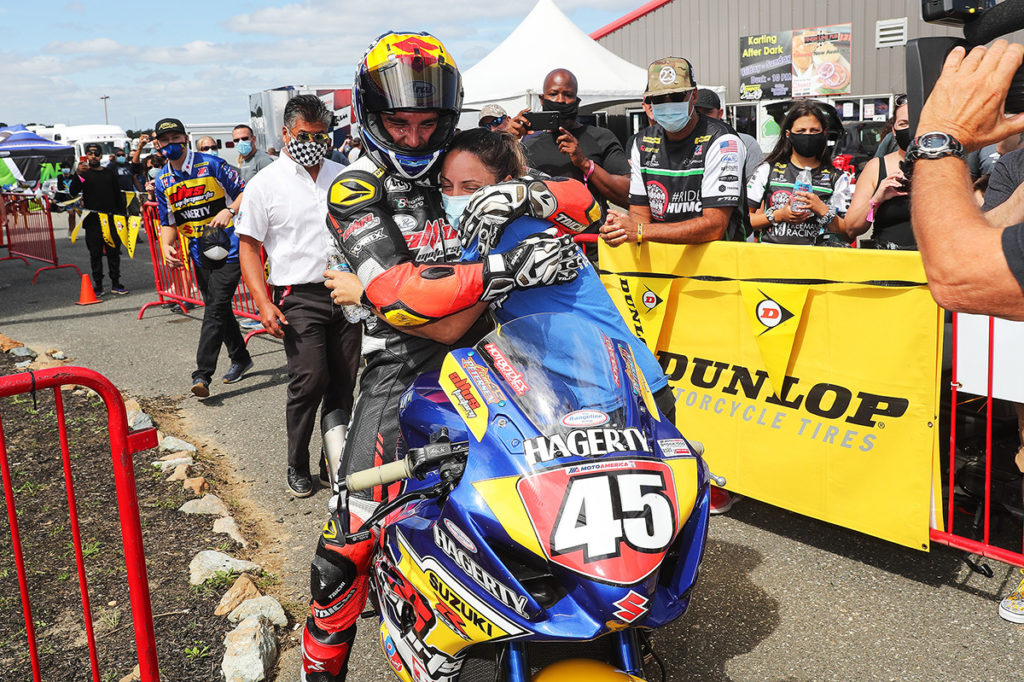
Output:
(517, 458), (694, 584)
(598, 237), (943, 549)
(165, 177), (230, 237)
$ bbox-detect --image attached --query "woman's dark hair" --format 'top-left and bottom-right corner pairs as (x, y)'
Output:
(145, 153), (163, 168)
(446, 128), (527, 180)
(765, 101), (832, 167)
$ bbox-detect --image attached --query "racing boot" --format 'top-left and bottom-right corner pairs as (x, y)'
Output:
(302, 497), (377, 681)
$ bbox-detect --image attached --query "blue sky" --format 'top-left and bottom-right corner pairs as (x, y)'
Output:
(0, 0), (640, 131)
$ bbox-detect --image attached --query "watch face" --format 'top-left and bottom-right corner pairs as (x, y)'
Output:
(919, 133), (950, 150)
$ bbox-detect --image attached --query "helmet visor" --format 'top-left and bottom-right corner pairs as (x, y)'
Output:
(359, 59), (461, 113)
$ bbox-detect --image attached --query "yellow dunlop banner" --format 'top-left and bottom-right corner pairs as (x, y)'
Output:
(98, 213), (114, 247)
(70, 209), (90, 243)
(600, 240), (943, 550)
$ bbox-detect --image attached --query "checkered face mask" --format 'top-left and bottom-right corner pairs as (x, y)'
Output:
(286, 137), (328, 167)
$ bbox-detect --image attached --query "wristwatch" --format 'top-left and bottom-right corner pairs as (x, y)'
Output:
(227, 207), (237, 216)
(905, 132), (965, 164)
(764, 205), (777, 224)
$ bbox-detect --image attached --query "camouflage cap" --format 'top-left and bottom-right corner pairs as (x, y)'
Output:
(644, 57), (697, 98)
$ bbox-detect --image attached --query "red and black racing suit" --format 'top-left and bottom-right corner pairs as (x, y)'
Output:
(302, 156), (596, 680)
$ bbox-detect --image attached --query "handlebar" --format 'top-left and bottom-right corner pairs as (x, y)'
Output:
(346, 459), (414, 492)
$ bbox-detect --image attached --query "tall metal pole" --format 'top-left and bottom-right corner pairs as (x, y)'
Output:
(100, 95), (110, 124)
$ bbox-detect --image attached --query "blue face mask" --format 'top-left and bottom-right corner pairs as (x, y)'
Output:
(159, 142), (184, 160)
(115, 155), (126, 163)
(651, 101), (692, 133)
(206, 149), (219, 158)
(235, 140), (253, 157)
(148, 167), (160, 179)
(441, 193), (473, 229)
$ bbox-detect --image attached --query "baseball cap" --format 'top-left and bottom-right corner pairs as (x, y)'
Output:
(695, 88), (721, 110)
(478, 104), (507, 124)
(154, 118), (186, 138)
(84, 143), (102, 154)
(644, 57), (697, 98)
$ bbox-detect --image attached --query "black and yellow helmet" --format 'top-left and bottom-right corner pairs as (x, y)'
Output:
(353, 31), (463, 180)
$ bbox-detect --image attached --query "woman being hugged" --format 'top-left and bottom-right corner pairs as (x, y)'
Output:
(747, 101), (853, 246)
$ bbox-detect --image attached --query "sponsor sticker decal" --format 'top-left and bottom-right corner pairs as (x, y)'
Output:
(561, 410), (609, 428)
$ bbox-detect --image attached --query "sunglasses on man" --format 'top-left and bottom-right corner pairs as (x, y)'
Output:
(481, 116), (507, 130)
(289, 131), (332, 144)
(644, 92), (691, 106)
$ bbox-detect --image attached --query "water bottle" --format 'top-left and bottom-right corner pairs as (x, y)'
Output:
(327, 250), (371, 323)
(790, 167), (813, 213)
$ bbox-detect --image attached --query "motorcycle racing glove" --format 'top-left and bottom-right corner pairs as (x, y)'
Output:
(481, 227), (584, 306)
(459, 176), (602, 256)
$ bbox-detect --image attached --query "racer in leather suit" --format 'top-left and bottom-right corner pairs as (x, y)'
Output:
(301, 32), (599, 681)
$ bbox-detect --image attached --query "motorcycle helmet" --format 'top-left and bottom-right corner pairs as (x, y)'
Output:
(353, 31), (463, 180)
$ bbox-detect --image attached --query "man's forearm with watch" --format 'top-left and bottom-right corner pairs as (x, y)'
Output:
(909, 40), (1024, 319)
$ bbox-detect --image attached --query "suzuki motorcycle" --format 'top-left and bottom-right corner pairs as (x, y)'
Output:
(336, 313), (712, 681)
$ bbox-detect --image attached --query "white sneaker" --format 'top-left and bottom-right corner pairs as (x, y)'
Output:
(998, 570), (1024, 623)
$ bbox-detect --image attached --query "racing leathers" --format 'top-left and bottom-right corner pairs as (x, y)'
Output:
(302, 157), (596, 681)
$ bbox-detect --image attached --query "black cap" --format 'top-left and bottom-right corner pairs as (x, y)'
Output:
(84, 143), (102, 154)
(154, 118), (186, 138)
(695, 89), (721, 110)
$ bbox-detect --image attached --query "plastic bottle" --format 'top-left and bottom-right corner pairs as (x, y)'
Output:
(790, 167), (813, 213)
(326, 250), (371, 323)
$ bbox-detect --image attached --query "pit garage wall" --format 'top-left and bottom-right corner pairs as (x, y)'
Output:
(593, 0), (975, 104)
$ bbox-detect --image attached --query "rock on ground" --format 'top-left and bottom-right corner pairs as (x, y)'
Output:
(213, 516), (248, 547)
(159, 435), (197, 453)
(189, 550), (262, 585)
(228, 596), (287, 626)
(215, 574), (262, 616)
(221, 615), (278, 682)
(167, 463), (190, 481)
(10, 346), (37, 359)
(179, 493), (229, 516)
(183, 476), (209, 496)
(0, 334), (24, 352)
(153, 456), (193, 473)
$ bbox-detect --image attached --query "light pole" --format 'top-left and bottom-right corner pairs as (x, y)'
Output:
(100, 95), (110, 124)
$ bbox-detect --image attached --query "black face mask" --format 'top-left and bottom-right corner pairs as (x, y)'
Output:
(894, 127), (912, 151)
(541, 97), (580, 125)
(789, 132), (826, 159)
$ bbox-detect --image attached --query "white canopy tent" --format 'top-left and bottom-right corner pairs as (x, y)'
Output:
(459, 0), (648, 127)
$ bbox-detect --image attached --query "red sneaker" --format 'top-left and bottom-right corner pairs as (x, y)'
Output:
(709, 486), (735, 515)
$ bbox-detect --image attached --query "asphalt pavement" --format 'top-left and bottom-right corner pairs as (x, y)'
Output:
(2, 227), (1022, 681)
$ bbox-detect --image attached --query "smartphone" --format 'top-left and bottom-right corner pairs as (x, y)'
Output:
(524, 111), (562, 131)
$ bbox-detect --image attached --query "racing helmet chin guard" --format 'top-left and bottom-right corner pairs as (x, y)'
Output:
(354, 31), (463, 181)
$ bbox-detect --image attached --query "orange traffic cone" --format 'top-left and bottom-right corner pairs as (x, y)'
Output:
(76, 274), (102, 306)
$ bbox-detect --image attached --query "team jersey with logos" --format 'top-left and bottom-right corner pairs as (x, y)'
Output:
(628, 116), (745, 231)
(154, 149), (245, 263)
(745, 160), (853, 245)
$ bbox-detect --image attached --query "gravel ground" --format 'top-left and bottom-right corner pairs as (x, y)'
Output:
(2, 229), (1022, 680)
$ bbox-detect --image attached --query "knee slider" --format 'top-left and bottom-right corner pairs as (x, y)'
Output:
(310, 539), (358, 607)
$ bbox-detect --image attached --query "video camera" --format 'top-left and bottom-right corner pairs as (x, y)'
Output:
(909, 0), (1024, 130)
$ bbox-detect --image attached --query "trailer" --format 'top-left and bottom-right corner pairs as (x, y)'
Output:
(249, 86), (352, 154)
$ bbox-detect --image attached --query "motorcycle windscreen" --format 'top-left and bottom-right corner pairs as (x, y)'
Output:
(463, 313), (690, 584)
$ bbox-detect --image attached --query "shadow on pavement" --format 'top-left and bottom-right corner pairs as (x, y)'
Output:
(649, 539), (779, 681)
(724, 496), (987, 593)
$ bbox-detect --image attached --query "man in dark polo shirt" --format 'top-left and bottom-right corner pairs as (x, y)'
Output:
(511, 68), (630, 258)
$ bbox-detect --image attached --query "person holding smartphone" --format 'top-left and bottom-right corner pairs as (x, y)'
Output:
(842, 94), (914, 249)
(509, 68), (630, 258)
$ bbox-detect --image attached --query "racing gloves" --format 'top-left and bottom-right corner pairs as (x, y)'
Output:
(481, 228), (584, 306)
(460, 177), (601, 256)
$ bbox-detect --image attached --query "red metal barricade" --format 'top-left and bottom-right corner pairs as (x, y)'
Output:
(0, 193), (81, 283)
(0, 366), (160, 681)
(931, 312), (1024, 569)
(137, 203), (267, 344)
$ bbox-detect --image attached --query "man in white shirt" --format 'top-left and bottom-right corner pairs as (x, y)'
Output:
(235, 95), (361, 497)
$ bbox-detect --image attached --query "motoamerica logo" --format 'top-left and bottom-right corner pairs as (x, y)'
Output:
(658, 351), (910, 451)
